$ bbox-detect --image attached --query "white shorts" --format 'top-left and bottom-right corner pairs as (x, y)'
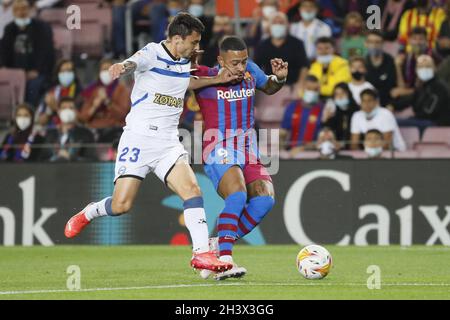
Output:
(114, 128), (188, 184)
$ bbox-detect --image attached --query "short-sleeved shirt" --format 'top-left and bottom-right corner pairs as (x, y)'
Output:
(350, 107), (406, 151)
(193, 61), (269, 153)
(290, 19), (332, 60)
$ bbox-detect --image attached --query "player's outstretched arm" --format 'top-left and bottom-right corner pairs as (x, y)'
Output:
(260, 58), (288, 95)
(109, 61), (137, 80)
(188, 67), (239, 90)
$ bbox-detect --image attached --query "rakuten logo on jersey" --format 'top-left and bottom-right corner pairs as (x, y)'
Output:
(217, 88), (256, 101)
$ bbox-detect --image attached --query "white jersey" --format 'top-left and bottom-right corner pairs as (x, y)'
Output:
(124, 41), (191, 140)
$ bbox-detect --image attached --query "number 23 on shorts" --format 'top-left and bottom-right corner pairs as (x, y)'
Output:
(118, 147), (141, 163)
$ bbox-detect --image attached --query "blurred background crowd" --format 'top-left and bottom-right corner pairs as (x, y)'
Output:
(1, 0), (450, 162)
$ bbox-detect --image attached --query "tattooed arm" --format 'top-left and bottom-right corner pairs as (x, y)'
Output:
(109, 61), (137, 80)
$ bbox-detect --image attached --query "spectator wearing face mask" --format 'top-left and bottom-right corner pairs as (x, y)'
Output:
(397, 55), (450, 130)
(340, 12), (367, 60)
(351, 88), (406, 151)
(289, 0), (332, 60)
(322, 82), (359, 147)
(79, 58), (130, 143)
(247, 0), (279, 46)
(309, 37), (352, 98)
(364, 129), (386, 159)
(40, 97), (96, 162)
(348, 56), (375, 106)
(315, 127), (353, 160)
(200, 15), (234, 67)
(35, 59), (83, 132)
(364, 30), (398, 107)
(280, 75), (324, 155)
(0, 103), (44, 162)
(187, 0), (213, 51)
(398, 0), (446, 50)
(0, 0), (55, 107)
(381, 0), (414, 41)
(255, 11), (309, 91)
(391, 27), (437, 110)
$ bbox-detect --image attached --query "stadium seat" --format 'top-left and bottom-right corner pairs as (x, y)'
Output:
(394, 106), (415, 119)
(399, 127), (420, 150)
(254, 86), (294, 123)
(394, 150), (420, 158)
(418, 147), (450, 159)
(421, 127), (450, 145)
(52, 26), (74, 59)
(292, 151), (320, 159)
(0, 68), (26, 123)
(72, 22), (104, 57)
(39, 8), (67, 27)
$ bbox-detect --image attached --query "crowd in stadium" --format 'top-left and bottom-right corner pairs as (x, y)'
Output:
(1, 0), (450, 162)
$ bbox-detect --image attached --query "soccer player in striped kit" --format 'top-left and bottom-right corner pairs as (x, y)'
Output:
(193, 36), (288, 280)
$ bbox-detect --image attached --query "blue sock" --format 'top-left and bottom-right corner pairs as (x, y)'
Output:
(217, 191), (247, 257)
(237, 196), (274, 238)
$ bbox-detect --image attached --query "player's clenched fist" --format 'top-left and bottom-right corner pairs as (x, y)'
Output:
(270, 58), (288, 81)
(109, 63), (125, 80)
(217, 67), (240, 83)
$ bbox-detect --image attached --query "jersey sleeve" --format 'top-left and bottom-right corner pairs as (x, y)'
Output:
(124, 44), (156, 72)
(247, 60), (269, 89)
(192, 65), (214, 77)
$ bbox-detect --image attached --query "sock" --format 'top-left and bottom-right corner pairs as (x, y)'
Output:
(217, 191), (247, 257)
(237, 196), (275, 238)
(183, 196), (209, 254)
(85, 197), (114, 221)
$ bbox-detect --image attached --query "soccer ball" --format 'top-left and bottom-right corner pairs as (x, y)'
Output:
(296, 245), (332, 280)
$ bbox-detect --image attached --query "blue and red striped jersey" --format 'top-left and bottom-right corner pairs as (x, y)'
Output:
(193, 61), (269, 153)
(281, 100), (324, 148)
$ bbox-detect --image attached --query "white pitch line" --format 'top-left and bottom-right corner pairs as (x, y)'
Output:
(1, 282), (450, 296)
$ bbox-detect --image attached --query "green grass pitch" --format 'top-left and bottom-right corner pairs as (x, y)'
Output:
(0, 245), (449, 300)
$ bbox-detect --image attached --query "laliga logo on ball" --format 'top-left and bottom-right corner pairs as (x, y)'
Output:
(296, 245), (332, 280)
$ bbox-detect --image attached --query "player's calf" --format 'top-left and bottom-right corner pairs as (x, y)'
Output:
(237, 196), (275, 239)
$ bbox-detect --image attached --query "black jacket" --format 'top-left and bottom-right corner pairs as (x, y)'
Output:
(413, 77), (450, 126)
(40, 126), (97, 162)
(0, 18), (55, 76)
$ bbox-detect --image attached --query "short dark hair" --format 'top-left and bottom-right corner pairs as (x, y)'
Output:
(219, 36), (247, 52)
(168, 12), (205, 39)
(315, 36), (335, 47)
(59, 97), (76, 108)
(350, 55), (366, 66)
(305, 75), (319, 83)
(366, 129), (383, 139)
(410, 26), (427, 37)
(360, 88), (379, 100)
(300, 0), (318, 7)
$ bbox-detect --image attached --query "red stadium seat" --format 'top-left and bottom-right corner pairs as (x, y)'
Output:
(0, 68), (26, 122)
(39, 8), (67, 27)
(292, 151), (320, 159)
(421, 127), (450, 145)
(254, 86), (294, 123)
(394, 106), (415, 119)
(72, 22), (104, 57)
(418, 146), (450, 158)
(52, 26), (73, 59)
(394, 150), (420, 158)
(399, 127), (420, 150)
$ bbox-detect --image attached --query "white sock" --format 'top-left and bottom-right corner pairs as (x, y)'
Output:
(84, 197), (111, 221)
(184, 207), (209, 254)
(219, 255), (233, 263)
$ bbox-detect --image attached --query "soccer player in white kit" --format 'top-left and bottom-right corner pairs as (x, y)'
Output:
(64, 13), (238, 272)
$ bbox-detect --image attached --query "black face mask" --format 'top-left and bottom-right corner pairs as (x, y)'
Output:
(352, 71), (366, 81)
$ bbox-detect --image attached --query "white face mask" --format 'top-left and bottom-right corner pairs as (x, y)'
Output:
(300, 10), (316, 21)
(16, 116), (31, 130)
(188, 4), (204, 17)
(365, 107), (379, 120)
(334, 98), (350, 111)
(99, 70), (112, 86)
(318, 140), (335, 156)
(58, 71), (75, 87)
(262, 6), (277, 18)
(59, 109), (76, 124)
(270, 24), (287, 39)
(14, 17), (31, 28)
(417, 68), (434, 82)
(303, 90), (319, 105)
(316, 54), (333, 65)
(365, 146), (383, 158)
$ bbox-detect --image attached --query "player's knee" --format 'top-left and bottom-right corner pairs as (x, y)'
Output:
(224, 191), (247, 213)
(250, 196), (275, 217)
(111, 199), (133, 215)
(181, 181), (202, 199)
